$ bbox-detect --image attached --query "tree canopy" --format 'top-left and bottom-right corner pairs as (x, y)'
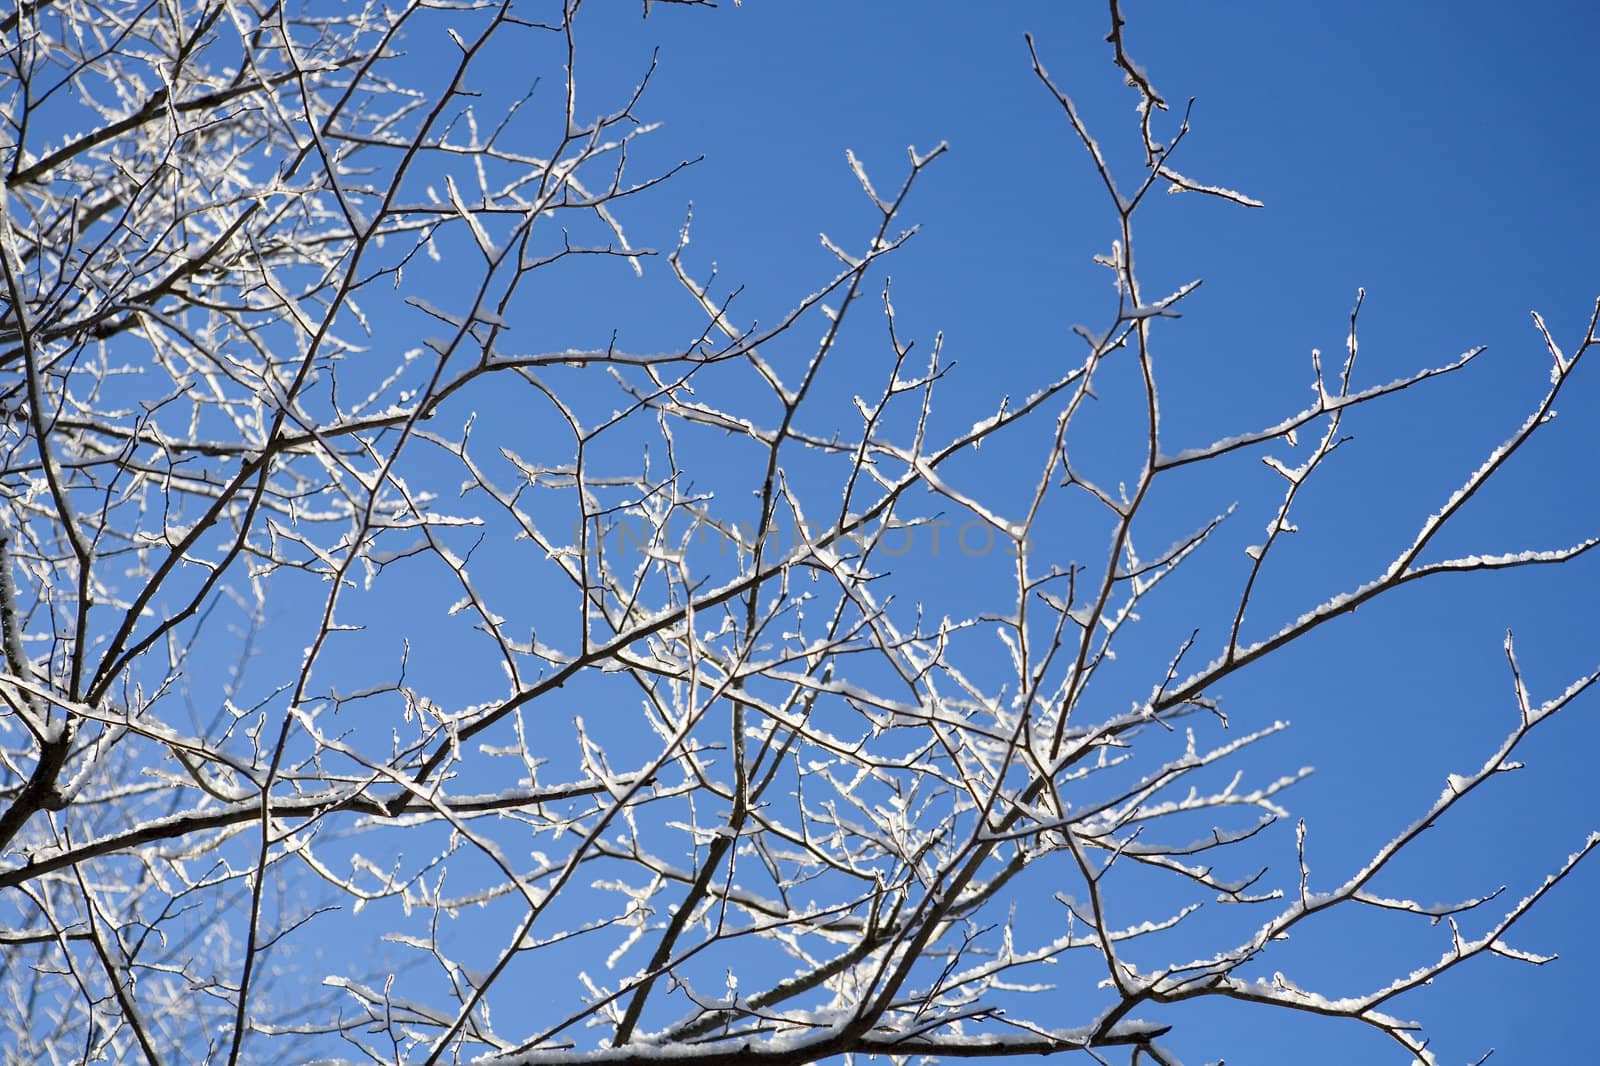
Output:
(1, 2), (1595, 1063)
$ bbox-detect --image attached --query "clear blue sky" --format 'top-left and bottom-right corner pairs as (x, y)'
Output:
(517, 3), (1600, 1062)
(236, 2), (1597, 1063)
(11, 2), (1600, 1063)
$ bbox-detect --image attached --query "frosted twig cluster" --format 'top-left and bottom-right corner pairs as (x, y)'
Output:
(0, 2), (1592, 1064)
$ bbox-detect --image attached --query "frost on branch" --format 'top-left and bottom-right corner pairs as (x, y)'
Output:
(0, 2), (1593, 1065)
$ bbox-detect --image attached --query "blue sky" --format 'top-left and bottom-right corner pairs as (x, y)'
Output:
(35, 1), (1585, 1062)
(488, 3), (1598, 1063)
(8, 0), (1600, 1062)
